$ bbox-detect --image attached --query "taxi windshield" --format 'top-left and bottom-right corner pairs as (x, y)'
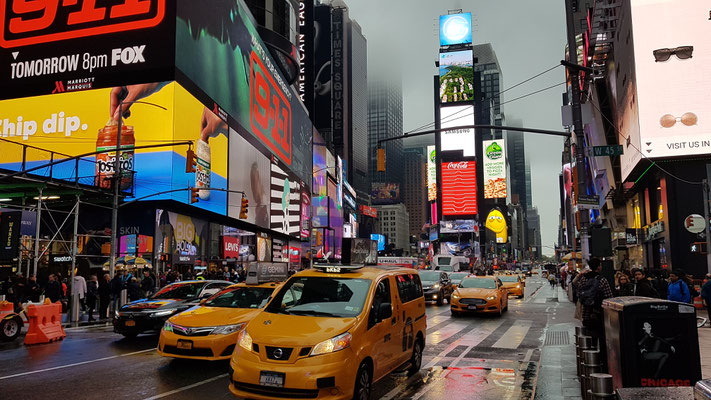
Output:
(449, 273), (469, 282)
(459, 278), (496, 289)
(152, 283), (203, 299)
(419, 271), (440, 281)
(205, 287), (274, 309)
(499, 276), (519, 282)
(266, 277), (372, 318)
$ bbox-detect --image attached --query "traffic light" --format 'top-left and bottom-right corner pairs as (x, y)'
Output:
(239, 195), (249, 219)
(316, 231), (323, 246)
(159, 254), (168, 262)
(186, 148), (197, 173)
(190, 187), (199, 203)
(377, 148), (386, 172)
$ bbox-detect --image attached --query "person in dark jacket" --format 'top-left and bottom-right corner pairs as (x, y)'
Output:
(140, 270), (154, 297)
(86, 275), (99, 322)
(44, 274), (63, 303)
(110, 272), (124, 313)
(615, 273), (634, 297)
(25, 274), (42, 303)
(98, 273), (112, 320)
(668, 271), (691, 303)
(701, 274), (711, 327)
(126, 278), (143, 302)
(632, 269), (658, 298)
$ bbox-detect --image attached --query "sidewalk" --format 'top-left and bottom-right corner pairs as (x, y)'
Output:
(699, 321), (711, 379)
(535, 283), (582, 400)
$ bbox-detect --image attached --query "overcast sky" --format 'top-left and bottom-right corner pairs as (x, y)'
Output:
(347, 0), (568, 255)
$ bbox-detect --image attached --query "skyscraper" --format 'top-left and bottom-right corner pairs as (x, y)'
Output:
(473, 43), (504, 138)
(368, 79), (404, 188)
(403, 148), (427, 237)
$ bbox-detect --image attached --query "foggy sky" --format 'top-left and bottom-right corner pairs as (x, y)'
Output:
(346, 0), (568, 256)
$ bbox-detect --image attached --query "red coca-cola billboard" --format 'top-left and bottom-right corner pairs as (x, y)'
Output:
(441, 161), (477, 216)
(221, 236), (240, 259)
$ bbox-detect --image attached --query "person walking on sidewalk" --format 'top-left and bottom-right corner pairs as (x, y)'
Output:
(98, 274), (111, 320)
(140, 270), (154, 297)
(549, 273), (557, 288)
(44, 274), (63, 303)
(72, 273), (87, 312)
(632, 269), (658, 298)
(86, 275), (99, 322)
(614, 273), (634, 297)
(701, 274), (711, 327)
(575, 258), (614, 365)
(667, 271), (691, 303)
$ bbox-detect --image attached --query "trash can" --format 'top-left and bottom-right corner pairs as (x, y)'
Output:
(603, 297), (701, 389)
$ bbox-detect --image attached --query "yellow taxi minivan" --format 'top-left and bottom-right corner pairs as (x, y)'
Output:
(228, 265), (427, 400)
(157, 263), (287, 361)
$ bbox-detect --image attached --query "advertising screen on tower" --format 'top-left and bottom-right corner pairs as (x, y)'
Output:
(619, 0), (711, 180)
(440, 105), (476, 157)
(441, 160), (477, 216)
(371, 183), (400, 205)
(439, 50), (474, 104)
(427, 145), (437, 201)
(439, 13), (472, 47)
(483, 139), (507, 199)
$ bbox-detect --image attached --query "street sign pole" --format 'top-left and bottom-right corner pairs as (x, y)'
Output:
(704, 179), (711, 274)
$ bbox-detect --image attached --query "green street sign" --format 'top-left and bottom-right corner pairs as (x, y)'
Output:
(593, 145), (623, 157)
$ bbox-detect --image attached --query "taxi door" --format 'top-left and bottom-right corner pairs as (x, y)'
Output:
(392, 274), (419, 367)
(367, 277), (397, 379)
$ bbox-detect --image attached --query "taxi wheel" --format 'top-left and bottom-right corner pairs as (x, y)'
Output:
(407, 339), (424, 376)
(353, 362), (372, 400)
(498, 303), (503, 316)
(451, 310), (461, 318)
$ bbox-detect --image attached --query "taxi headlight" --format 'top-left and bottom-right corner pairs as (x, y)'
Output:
(150, 308), (178, 318)
(311, 332), (352, 356)
(163, 321), (174, 332)
(452, 293), (460, 299)
(516, 284), (521, 288)
(433, 283), (441, 289)
(238, 330), (253, 352)
(211, 323), (246, 335)
(486, 295), (497, 300)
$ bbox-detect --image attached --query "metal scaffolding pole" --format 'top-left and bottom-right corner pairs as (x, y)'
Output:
(33, 188), (42, 277)
(70, 196), (80, 322)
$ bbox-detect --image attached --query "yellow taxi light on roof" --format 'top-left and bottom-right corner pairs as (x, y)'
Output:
(313, 265), (364, 273)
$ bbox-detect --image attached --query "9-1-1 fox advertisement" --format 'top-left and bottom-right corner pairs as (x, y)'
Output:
(0, 81), (229, 215)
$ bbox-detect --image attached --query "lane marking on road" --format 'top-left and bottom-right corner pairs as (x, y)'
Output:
(426, 321), (470, 345)
(142, 373), (229, 400)
(523, 348), (534, 362)
(492, 320), (533, 349)
(0, 348), (155, 380)
(64, 323), (113, 331)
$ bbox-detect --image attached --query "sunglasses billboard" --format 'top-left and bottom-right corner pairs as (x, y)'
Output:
(659, 112), (697, 128)
(653, 46), (693, 62)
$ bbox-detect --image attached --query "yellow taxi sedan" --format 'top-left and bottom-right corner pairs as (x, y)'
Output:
(157, 282), (279, 361)
(450, 276), (508, 317)
(499, 275), (524, 298)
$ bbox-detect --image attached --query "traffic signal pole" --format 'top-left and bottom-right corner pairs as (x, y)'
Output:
(564, 0), (591, 263)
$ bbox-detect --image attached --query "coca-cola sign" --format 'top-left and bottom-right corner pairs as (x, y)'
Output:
(441, 160), (477, 216)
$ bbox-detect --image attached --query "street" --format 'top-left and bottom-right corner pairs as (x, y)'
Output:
(0, 276), (573, 399)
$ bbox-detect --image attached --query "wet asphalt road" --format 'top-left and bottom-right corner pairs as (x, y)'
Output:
(0, 275), (567, 400)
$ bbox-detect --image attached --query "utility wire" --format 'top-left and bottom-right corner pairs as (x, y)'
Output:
(404, 64), (562, 135)
(588, 101), (702, 186)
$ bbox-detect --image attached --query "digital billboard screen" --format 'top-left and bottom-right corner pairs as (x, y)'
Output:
(440, 105), (476, 157)
(441, 160), (477, 216)
(370, 234), (386, 252)
(439, 50), (474, 103)
(439, 13), (472, 47)
(427, 145), (437, 201)
(620, 0), (711, 180)
(483, 139), (507, 199)
(0, 81), (229, 215)
(0, 0), (176, 100)
(371, 183), (400, 205)
(440, 219), (477, 233)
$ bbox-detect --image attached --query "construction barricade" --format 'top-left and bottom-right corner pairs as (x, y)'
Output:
(24, 300), (66, 345)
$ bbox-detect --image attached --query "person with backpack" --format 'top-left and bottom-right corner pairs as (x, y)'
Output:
(575, 258), (614, 365)
(632, 269), (658, 298)
(667, 271), (691, 303)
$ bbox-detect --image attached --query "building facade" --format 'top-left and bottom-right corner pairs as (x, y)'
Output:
(403, 149), (427, 237)
(473, 43), (504, 138)
(374, 203), (410, 252)
(368, 79), (405, 187)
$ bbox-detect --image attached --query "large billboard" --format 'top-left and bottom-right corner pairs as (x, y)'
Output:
(621, 0), (711, 179)
(439, 13), (472, 47)
(228, 128), (271, 228)
(440, 105), (476, 157)
(441, 160), (477, 216)
(0, 81), (229, 214)
(270, 158), (302, 237)
(371, 183), (400, 205)
(483, 139), (507, 199)
(439, 50), (474, 103)
(440, 219), (476, 234)
(175, 0), (311, 185)
(427, 145), (437, 201)
(0, 0), (176, 100)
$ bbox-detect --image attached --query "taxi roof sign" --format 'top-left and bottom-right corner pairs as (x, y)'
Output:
(313, 264), (364, 273)
(245, 262), (289, 284)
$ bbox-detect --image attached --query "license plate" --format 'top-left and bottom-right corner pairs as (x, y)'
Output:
(177, 340), (193, 350)
(260, 371), (285, 388)
(467, 305), (478, 310)
(125, 320), (136, 327)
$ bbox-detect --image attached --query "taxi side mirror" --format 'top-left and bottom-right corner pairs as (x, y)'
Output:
(378, 303), (392, 320)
